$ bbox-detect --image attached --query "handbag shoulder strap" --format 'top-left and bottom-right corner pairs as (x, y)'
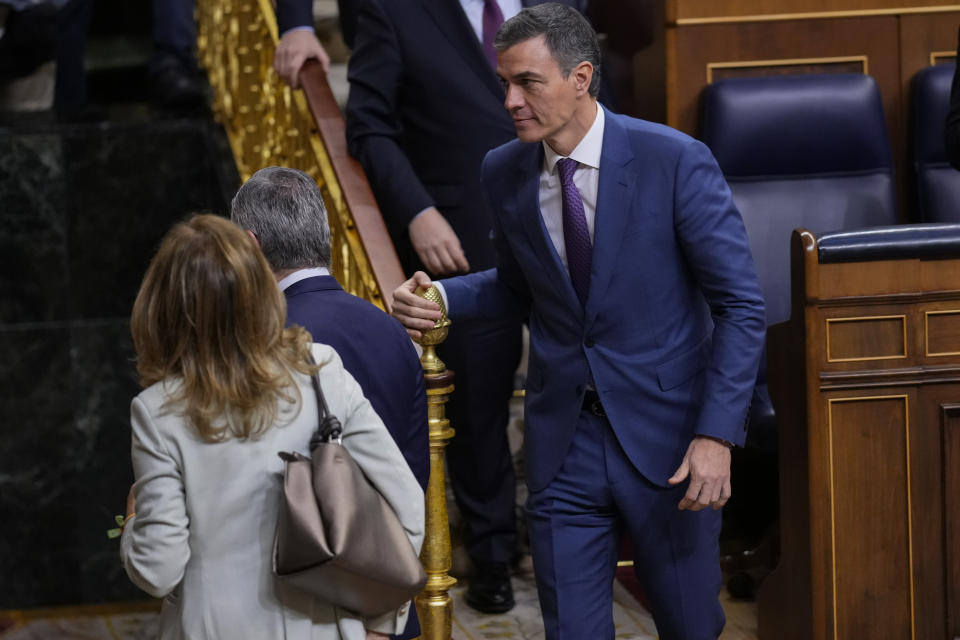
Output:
(307, 351), (344, 451)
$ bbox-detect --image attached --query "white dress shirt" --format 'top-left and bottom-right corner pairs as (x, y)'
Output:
(458, 0), (523, 41)
(539, 104), (604, 268)
(277, 267), (330, 292)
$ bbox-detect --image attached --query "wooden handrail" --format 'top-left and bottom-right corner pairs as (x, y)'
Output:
(196, 0), (404, 311)
(298, 61), (405, 310)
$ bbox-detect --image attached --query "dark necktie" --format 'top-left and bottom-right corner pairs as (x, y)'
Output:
(481, 0), (504, 70)
(556, 157), (592, 306)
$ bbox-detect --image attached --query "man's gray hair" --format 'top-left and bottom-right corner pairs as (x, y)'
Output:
(230, 166), (331, 270)
(494, 3), (601, 98)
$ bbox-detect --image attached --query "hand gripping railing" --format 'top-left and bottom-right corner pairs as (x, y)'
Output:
(195, 0), (403, 309)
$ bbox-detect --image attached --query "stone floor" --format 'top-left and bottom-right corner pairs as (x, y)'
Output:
(0, 569), (758, 640)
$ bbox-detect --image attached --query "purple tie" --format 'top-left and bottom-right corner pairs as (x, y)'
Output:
(556, 157), (592, 306)
(482, 0), (504, 70)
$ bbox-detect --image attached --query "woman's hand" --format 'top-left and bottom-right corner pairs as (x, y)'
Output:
(365, 631), (389, 640)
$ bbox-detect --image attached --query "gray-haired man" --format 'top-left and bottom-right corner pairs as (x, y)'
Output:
(232, 167), (430, 640)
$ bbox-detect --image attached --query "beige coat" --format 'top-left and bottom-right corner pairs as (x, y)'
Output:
(121, 343), (425, 639)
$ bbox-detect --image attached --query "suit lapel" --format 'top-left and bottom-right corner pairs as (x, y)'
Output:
(514, 144), (584, 318)
(586, 107), (635, 324)
(422, 0), (504, 101)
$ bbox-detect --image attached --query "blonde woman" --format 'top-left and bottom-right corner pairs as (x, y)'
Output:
(121, 214), (424, 640)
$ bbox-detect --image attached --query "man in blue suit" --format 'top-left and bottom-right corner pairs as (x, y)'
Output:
(392, 5), (765, 638)
(270, 0), (654, 614)
(231, 167), (429, 640)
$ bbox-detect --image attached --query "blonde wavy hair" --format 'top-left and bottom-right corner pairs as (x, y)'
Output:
(131, 214), (318, 442)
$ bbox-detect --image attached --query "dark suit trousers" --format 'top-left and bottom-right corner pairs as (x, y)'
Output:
(526, 411), (725, 640)
(53, 0), (92, 116)
(440, 315), (523, 564)
(150, 0), (197, 69)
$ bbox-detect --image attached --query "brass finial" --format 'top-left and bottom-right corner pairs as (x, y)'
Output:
(414, 285), (452, 374)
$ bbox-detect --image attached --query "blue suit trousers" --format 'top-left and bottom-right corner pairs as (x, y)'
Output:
(526, 411), (725, 640)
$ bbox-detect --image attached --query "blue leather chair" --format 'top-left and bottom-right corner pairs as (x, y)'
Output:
(701, 73), (899, 452)
(912, 63), (960, 222)
(699, 74), (899, 595)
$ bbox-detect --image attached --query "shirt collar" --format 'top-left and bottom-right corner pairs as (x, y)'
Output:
(543, 103), (605, 174)
(277, 267), (331, 292)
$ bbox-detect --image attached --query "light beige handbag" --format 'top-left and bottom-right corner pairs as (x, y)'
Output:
(273, 365), (426, 617)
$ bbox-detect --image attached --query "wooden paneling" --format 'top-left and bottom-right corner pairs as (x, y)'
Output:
(759, 232), (960, 639)
(825, 315), (907, 362)
(814, 257), (960, 300)
(926, 310), (960, 356)
(708, 57), (865, 82)
(921, 259), (960, 293)
(671, 1), (960, 22)
(931, 51), (958, 64)
(945, 406), (960, 638)
(828, 396), (914, 640)
(898, 12), (960, 111)
(667, 17), (901, 149)
(817, 260), (919, 299)
(907, 392), (950, 640)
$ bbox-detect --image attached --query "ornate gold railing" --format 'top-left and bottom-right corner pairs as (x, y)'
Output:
(196, 3), (458, 638)
(195, 0), (404, 310)
(414, 287), (458, 640)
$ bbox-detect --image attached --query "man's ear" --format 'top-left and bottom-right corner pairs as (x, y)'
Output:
(246, 229), (260, 247)
(572, 61), (594, 96)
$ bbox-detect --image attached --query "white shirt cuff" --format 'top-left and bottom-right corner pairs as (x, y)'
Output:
(434, 281), (449, 313)
(280, 25), (315, 38)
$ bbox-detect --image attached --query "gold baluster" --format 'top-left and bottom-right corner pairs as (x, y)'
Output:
(414, 285), (456, 640)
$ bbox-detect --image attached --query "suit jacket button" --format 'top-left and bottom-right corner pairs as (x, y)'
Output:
(584, 337), (595, 348)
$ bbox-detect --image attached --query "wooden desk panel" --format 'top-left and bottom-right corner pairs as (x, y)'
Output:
(828, 394), (915, 640)
(670, 1), (960, 22)
(758, 230), (958, 639)
(944, 407), (960, 638)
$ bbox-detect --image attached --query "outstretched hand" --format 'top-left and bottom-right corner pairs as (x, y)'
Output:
(667, 436), (732, 511)
(391, 271), (442, 340)
(274, 29), (330, 88)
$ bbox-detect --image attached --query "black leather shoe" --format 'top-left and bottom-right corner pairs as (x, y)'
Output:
(464, 562), (515, 613)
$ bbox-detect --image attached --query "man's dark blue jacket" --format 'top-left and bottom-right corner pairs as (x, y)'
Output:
(284, 275), (429, 491)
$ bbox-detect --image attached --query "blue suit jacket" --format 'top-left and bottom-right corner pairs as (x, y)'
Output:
(284, 276), (429, 491)
(443, 107), (766, 492)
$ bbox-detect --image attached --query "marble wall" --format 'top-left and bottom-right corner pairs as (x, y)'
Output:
(0, 117), (239, 607)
